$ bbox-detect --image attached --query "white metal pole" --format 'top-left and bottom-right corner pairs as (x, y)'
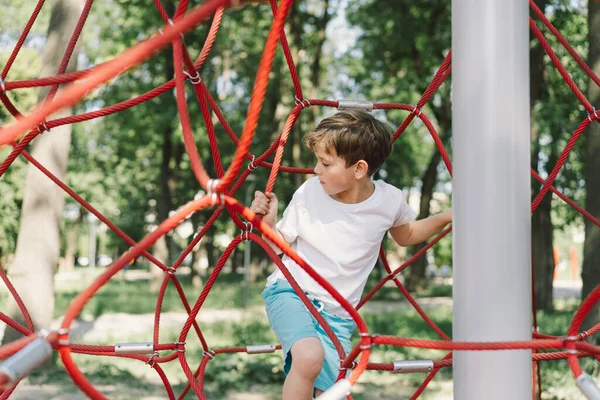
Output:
(452, 0), (532, 399)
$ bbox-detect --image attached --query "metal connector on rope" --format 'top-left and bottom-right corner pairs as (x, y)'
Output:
(0, 334), (53, 387)
(207, 179), (225, 208)
(183, 70), (201, 85)
(338, 360), (358, 371)
(294, 96), (311, 108)
(392, 359), (434, 374)
(316, 379), (352, 400)
(561, 335), (580, 354)
(114, 342), (155, 355)
(241, 222), (253, 241)
(37, 120), (50, 134)
(247, 155), (257, 172)
(337, 99), (373, 112)
(246, 344), (276, 354)
(165, 266), (176, 275)
(202, 349), (216, 359)
(588, 107), (598, 122)
(412, 104), (423, 117)
(0, 76), (6, 93)
(576, 373), (600, 400)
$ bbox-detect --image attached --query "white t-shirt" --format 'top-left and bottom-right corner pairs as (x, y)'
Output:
(266, 177), (417, 318)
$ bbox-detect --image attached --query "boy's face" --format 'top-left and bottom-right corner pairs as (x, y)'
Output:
(313, 143), (358, 197)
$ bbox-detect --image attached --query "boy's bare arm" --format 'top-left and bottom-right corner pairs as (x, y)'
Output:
(388, 210), (452, 247)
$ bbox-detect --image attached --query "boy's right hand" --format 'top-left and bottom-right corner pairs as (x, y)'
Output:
(250, 191), (278, 228)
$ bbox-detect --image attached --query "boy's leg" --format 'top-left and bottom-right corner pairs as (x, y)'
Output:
(283, 337), (324, 400)
(313, 312), (356, 394)
(262, 280), (324, 400)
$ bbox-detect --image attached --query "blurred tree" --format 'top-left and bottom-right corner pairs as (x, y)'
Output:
(2, 0), (85, 345)
(582, 0), (600, 341)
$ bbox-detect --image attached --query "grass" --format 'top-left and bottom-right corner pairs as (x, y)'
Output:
(1, 271), (596, 399)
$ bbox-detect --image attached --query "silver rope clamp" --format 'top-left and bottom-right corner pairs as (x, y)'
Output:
(115, 342), (155, 355)
(145, 351), (159, 367)
(247, 155), (257, 172)
(576, 373), (600, 400)
(337, 99), (373, 112)
(166, 266), (176, 275)
(158, 18), (175, 36)
(174, 341), (186, 353)
(202, 349), (216, 359)
(0, 75), (5, 94)
(241, 221), (253, 241)
(183, 70), (201, 85)
(56, 328), (71, 346)
(0, 333), (53, 387)
(246, 344), (276, 354)
(588, 107), (598, 122)
(412, 104), (423, 117)
(37, 120), (50, 134)
(207, 179), (225, 208)
(560, 335), (580, 355)
(392, 359), (434, 374)
(294, 96), (311, 108)
(338, 360), (358, 371)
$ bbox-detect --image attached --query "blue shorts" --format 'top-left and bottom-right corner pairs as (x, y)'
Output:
(261, 279), (356, 391)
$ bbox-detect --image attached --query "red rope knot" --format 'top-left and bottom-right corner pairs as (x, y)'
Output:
(412, 104), (423, 117)
(207, 179), (225, 208)
(247, 155), (257, 171)
(294, 96), (310, 109)
(588, 107), (598, 122)
(202, 349), (216, 359)
(37, 120), (50, 134)
(241, 221), (253, 241)
(183, 70), (201, 85)
(0, 76), (5, 94)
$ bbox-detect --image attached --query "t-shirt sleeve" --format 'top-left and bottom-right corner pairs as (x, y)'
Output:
(275, 194), (299, 244)
(392, 190), (417, 227)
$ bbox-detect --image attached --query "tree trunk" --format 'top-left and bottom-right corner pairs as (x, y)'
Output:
(531, 184), (555, 311)
(60, 210), (83, 272)
(581, 0), (600, 340)
(405, 150), (441, 292)
(530, 0), (554, 311)
(404, 99), (451, 292)
(150, 0), (176, 293)
(2, 0), (84, 345)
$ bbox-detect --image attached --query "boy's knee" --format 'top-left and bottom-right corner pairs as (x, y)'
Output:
(290, 337), (325, 379)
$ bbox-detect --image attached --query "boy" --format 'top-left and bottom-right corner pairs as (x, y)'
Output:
(251, 110), (452, 399)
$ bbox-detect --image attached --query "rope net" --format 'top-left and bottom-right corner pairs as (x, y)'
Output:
(0, 0), (599, 399)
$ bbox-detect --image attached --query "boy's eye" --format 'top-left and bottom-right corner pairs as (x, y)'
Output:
(322, 163), (329, 167)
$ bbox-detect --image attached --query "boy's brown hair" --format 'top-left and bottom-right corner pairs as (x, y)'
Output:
(304, 110), (393, 176)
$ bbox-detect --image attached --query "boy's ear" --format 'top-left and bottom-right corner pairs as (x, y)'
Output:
(354, 160), (369, 179)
